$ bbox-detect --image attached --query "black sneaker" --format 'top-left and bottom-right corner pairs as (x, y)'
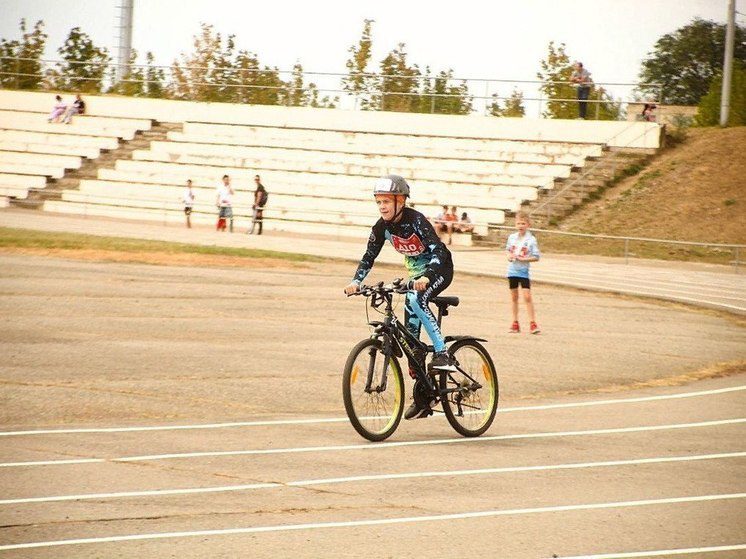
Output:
(429, 351), (457, 372)
(404, 399), (433, 420)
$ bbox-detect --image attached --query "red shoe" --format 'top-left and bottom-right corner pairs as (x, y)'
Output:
(509, 321), (520, 334)
(530, 321), (540, 334)
(408, 366), (417, 379)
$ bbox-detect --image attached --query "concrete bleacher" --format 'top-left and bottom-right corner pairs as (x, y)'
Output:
(0, 89), (661, 238)
(173, 123), (603, 161)
(0, 105), (152, 200)
(44, 178), (508, 234)
(0, 173), (47, 199)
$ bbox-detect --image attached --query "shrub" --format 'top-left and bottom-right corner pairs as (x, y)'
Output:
(695, 62), (746, 126)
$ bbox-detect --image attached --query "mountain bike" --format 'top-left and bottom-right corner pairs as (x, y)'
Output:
(343, 278), (498, 441)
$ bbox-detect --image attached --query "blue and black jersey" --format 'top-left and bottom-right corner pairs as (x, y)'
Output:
(352, 207), (453, 353)
(353, 207), (452, 284)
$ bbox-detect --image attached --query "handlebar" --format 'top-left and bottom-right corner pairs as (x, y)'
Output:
(347, 278), (413, 298)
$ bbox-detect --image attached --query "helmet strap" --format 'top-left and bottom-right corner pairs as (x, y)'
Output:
(392, 196), (405, 222)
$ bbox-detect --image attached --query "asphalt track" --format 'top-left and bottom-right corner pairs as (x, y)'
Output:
(0, 209), (744, 314)
(0, 209), (745, 557)
(0, 379), (744, 557)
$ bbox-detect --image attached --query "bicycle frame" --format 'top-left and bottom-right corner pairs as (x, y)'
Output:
(363, 287), (482, 401)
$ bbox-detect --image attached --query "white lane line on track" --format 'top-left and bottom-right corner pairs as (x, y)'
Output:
(1, 493), (744, 551)
(1, 418), (744, 468)
(532, 265), (746, 293)
(534, 271), (746, 301)
(553, 543), (746, 558)
(531, 278), (746, 312)
(1, 385), (743, 437)
(3, 451), (744, 505)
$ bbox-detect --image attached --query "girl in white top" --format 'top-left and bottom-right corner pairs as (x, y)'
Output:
(183, 179), (196, 228)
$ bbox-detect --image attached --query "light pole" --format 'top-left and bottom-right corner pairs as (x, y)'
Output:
(719, 0), (736, 126)
(114, 0), (134, 84)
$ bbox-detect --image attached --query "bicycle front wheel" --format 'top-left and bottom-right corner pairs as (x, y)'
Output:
(440, 339), (498, 437)
(343, 338), (404, 442)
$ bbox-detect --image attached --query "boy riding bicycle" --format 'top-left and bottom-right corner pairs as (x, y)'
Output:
(344, 175), (456, 419)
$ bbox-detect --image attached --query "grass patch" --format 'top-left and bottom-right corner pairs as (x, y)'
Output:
(0, 227), (327, 264)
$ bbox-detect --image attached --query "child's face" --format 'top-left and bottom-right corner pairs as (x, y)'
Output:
(516, 218), (529, 233)
(375, 194), (401, 221)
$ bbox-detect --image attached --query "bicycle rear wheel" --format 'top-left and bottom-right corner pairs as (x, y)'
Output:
(343, 338), (404, 442)
(439, 339), (498, 437)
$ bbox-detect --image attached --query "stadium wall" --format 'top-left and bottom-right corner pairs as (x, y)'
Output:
(0, 89), (661, 149)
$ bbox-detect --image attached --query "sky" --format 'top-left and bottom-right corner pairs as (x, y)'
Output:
(1, 0), (739, 114)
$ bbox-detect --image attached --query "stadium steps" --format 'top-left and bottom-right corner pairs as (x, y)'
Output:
(518, 150), (651, 226)
(9, 121), (182, 210)
(472, 149), (652, 245)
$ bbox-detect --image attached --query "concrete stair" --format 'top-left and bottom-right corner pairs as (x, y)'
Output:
(473, 149), (651, 245)
(519, 150), (649, 226)
(10, 122), (182, 209)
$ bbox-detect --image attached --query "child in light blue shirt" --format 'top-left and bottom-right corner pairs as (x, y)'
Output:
(505, 212), (540, 334)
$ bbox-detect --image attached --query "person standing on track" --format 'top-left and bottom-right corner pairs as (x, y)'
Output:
(215, 174), (234, 232)
(506, 211), (541, 334)
(248, 175), (268, 235)
(344, 174), (456, 420)
(183, 179), (195, 229)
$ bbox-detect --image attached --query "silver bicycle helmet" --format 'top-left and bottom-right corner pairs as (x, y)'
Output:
(373, 174), (410, 198)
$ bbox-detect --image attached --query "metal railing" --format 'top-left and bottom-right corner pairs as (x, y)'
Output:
(478, 224), (744, 273)
(43, 190), (743, 272)
(528, 121), (658, 222)
(0, 56), (663, 118)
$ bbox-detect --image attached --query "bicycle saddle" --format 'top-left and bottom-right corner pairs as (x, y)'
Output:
(431, 296), (459, 308)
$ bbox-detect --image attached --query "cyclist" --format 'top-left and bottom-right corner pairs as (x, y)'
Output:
(344, 174), (455, 420)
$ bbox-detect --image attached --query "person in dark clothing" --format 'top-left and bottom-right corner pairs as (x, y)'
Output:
(344, 174), (456, 420)
(248, 175), (268, 235)
(570, 62), (592, 119)
(63, 94), (85, 124)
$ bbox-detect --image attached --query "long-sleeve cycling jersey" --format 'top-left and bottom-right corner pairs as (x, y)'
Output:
(352, 207), (452, 284)
(352, 207), (453, 353)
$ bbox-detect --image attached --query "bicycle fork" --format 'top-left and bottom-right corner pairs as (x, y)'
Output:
(364, 344), (389, 394)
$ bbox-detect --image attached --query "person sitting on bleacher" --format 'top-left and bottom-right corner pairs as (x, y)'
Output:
(48, 95), (67, 123)
(455, 211), (474, 234)
(443, 206), (459, 245)
(62, 94), (86, 124)
(433, 205), (448, 234)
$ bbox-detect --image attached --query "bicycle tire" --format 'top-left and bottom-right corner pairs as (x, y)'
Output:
(439, 339), (498, 437)
(343, 338), (405, 442)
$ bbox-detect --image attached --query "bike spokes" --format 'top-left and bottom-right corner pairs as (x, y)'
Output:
(440, 341), (498, 437)
(344, 340), (404, 441)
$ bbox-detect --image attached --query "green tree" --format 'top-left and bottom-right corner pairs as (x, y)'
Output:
(286, 63), (337, 108)
(537, 41), (619, 120)
(287, 62), (305, 106)
(143, 51), (166, 98)
(52, 26), (110, 93)
(0, 19), (47, 90)
(170, 23), (235, 102)
(588, 86), (621, 120)
(374, 43), (422, 112)
(109, 50), (166, 98)
(427, 69), (472, 115)
(488, 88), (526, 117)
(109, 48), (144, 96)
(695, 62), (746, 126)
(171, 24), (289, 105)
(536, 41), (576, 118)
(638, 18), (746, 105)
(304, 82), (338, 108)
(342, 19), (375, 109)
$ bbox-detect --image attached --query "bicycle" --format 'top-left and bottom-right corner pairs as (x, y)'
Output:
(343, 278), (498, 441)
